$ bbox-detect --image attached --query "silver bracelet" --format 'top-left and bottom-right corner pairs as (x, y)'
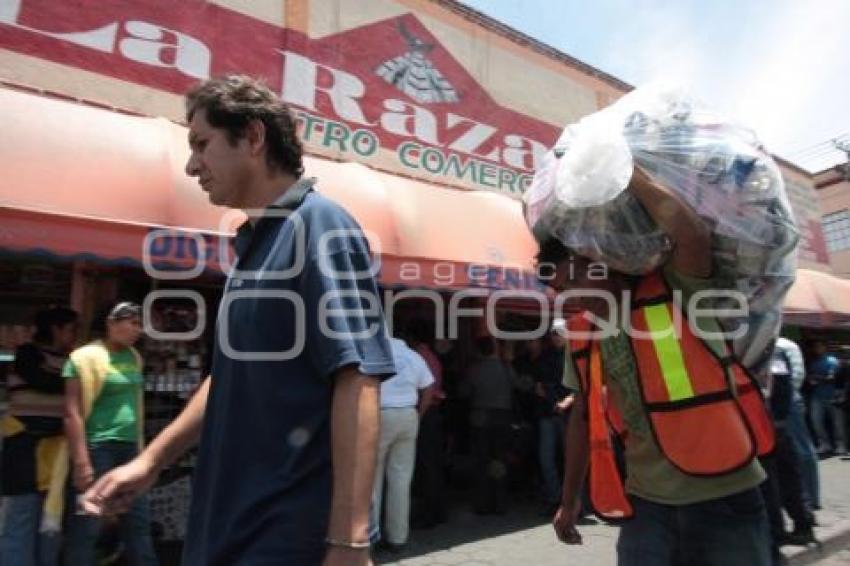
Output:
(325, 537), (371, 549)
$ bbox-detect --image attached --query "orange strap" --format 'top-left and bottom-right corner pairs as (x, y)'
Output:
(586, 345), (633, 520)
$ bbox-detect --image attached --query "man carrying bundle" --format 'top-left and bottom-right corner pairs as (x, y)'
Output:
(526, 85), (797, 566)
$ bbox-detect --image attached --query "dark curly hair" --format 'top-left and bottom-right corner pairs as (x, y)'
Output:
(186, 75), (304, 178)
(535, 238), (572, 267)
(33, 306), (78, 344)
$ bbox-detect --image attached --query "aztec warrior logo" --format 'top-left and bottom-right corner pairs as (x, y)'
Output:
(282, 13), (555, 196)
(376, 20), (460, 104)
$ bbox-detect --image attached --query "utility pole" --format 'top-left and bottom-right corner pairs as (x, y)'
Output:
(835, 139), (850, 181)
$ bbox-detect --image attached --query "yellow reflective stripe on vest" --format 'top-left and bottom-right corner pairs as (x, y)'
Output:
(642, 304), (694, 401)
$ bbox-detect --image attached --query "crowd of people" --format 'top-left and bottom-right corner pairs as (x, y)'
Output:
(1, 302), (157, 565)
(5, 299), (849, 565)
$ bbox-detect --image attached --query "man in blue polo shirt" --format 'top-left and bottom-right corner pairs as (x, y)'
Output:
(83, 76), (395, 565)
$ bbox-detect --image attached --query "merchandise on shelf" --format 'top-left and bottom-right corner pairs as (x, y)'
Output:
(140, 301), (207, 540)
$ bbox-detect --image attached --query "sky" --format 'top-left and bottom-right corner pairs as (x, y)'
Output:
(461, 0), (850, 174)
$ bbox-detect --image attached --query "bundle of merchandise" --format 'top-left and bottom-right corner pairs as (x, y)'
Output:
(524, 83), (799, 370)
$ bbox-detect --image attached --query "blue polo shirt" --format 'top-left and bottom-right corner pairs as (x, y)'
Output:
(809, 354), (839, 400)
(183, 178), (395, 565)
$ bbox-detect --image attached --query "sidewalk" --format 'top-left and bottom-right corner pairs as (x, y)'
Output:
(375, 456), (850, 565)
(786, 455), (850, 565)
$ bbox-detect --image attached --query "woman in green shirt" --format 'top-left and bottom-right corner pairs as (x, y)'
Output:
(63, 302), (157, 565)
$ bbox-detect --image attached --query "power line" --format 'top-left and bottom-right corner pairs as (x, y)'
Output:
(792, 131), (850, 149)
(780, 150), (844, 168)
(788, 153), (847, 174)
(794, 132), (850, 151)
(795, 148), (845, 161)
(786, 140), (837, 155)
(788, 147), (847, 161)
(785, 133), (850, 156)
(788, 140), (850, 158)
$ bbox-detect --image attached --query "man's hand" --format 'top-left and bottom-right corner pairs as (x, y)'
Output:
(629, 165), (712, 278)
(555, 395), (575, 414)
(553, 500), (583, 545)
(81, 377), (209, 516)
(322, 546), (372, 566)
(82, 454), (159, 516)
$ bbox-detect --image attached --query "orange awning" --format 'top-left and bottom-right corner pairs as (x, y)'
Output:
(783, 269), (850, 328)
(6, 85), (850, 326)
(0, 86), (539, 291)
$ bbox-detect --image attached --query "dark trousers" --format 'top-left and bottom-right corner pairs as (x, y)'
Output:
(786, 400), (820, 508)
(537, 415), (565, 505)
(65, 442), (158, 566)
(470, 409), (512, 514)
(414, 406), (446, 524)
(617, 488), (770, 566)
(760, 427), (812, 536)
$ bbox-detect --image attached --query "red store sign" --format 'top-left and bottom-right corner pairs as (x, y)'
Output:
(0, 0), (562, 197)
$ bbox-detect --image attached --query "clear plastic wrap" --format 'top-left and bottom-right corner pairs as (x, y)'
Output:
(524, 82), (800, 370)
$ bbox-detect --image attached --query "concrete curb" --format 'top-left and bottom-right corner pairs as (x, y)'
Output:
(786, 519), (850, 565)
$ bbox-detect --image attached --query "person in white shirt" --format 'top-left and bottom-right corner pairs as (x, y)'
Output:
(774, 337), (820, 510)
(371, 336), (434, 551)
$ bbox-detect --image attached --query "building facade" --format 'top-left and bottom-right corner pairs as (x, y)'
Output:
(815, 165), (850, 278)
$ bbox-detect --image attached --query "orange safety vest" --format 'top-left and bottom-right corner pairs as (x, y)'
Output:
(568, 271), (775, 521)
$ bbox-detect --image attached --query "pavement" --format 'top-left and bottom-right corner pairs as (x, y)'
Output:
(374, 456), (850, 566)
(786, 455), (850, 566)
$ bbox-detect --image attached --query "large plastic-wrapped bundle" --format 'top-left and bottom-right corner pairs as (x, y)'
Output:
(524, 83), (799, 370)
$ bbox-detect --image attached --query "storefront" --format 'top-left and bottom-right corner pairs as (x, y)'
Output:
(1, 0), (846, 552)
(0, 0), (835, 337)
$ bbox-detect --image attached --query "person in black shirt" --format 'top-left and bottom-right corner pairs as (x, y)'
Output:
(534, 325), (574, 516)
(1, 307), (78, 565)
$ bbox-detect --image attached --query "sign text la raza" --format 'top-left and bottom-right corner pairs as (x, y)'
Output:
(0, 1), (560, 196)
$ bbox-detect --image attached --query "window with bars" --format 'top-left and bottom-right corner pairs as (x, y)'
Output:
(823, 209), (850, 253)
